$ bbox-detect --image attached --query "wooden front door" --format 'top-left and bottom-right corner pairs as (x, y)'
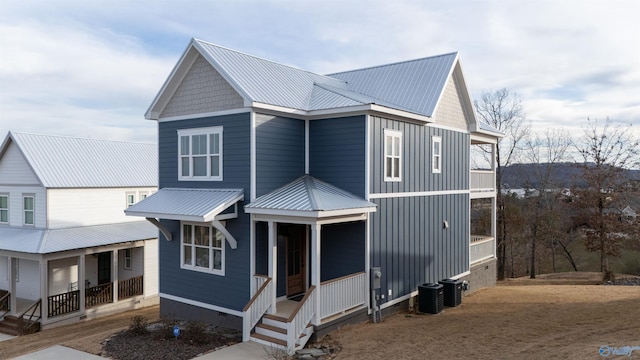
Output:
(97, 252), (111, 285)
(285, 224), (306, 296)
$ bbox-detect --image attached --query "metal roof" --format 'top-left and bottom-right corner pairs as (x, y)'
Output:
(148, 39), (462, 120)
(2, 132), (157, 188)
(0, 221), (157, 254)
(125, 188), (244, 222)
(245, 175), (376, 217)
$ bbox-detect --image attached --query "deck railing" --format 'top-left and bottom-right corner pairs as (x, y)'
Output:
(470, 170), (495, 191)
(470, 235), (495, 264)
(320, 272), (366, 319)
(86, 283), (113, 308)
(48, 290), (80, 317)
(286, 286), (316, 352)
(118, 275), (143, 299)
(242, 276), (273, 342)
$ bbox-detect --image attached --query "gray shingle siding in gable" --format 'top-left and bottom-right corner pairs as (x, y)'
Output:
(369, 116), (469, 194)
(255, 114), (306, 197)
(433, 75), (470, 130)
(160, 54), (245, 118)
(308, 116), (366, 198)
(370, 193), (469, 301)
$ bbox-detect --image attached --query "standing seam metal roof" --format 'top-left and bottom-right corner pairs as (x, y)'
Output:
(4, 132), (157, 188)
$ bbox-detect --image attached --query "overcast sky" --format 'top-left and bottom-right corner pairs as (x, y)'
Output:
(1, 0), (639, 145)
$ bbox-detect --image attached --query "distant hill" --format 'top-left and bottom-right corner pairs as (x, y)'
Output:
(501, 162), (640, 189)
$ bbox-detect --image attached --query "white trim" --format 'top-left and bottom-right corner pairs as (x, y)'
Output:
(177, 126), (223, 181)
(369, 189), (469, 199)
(159, 292), (244, 317)
(383, 129), (402, 182)
(365, 115), (370, 200)
(180, 222), (225, 276)
(380, 290), (416, 310)
(250, 111), (257, 201)
(305, 119), (310, 174)
(427, 121), (470, 134)
(249, 215), (255, 295)
(432, 136), (442, 174)
(245, 208), (375, 219)
(157, 108), (250, 122)
(449, 270), (470, 280)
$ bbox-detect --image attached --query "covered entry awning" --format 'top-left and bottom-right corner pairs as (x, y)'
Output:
(125, 188), (244, 247)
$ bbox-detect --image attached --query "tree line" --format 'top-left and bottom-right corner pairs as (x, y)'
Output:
(475, 89), (640, 279)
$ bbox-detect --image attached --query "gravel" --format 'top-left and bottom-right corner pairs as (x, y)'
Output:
(603, 278), (640, 286)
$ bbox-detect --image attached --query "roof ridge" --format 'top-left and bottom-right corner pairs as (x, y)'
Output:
(327, 51), (458, 76)
(11, 131), (156, 146)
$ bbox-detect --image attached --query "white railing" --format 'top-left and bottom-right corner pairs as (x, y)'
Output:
(253, 274), (268, 296)
(470, 236), (495, 264)
(320, 272), (366, 319)
(470, 170), (495, 191)
(287, 286), (316, 352)
(242, 276), (273, 342)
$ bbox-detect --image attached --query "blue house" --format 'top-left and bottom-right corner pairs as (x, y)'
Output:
(126, 38), (500, 352)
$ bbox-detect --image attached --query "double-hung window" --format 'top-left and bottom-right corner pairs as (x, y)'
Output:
(178, 127), (223, 181)
(384, 129), (402, 182)
(432, 136), (442, 174)
(181, 223), (224, 275)
(126, 193), (136, 208)
(0, 194), (8, 224)
(124, 249), (132, 270)
(23, 195), (34, 226)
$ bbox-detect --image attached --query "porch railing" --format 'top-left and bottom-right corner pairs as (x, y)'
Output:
(0, 290), (10, 315)
(470, 235), (495, 264)
(242, 276), (273, 342)
(118, 275), (144, 299)
(253, 274), (269, 296)
(86, 283), (113, 308)
(286, 286), (316, 352)
(470, 170), (494, 191)
(48, 290), (80, 318)
(320, 272), (366, 319)
(17, 299), (41, 335)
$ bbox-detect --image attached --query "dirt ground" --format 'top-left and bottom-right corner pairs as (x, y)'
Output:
(1, 273), (639, 360)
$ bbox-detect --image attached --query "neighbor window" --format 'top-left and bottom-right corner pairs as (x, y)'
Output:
(126, 193), (136, 208)
(384, 129), (402, 182)
(181, 223), (224, 275)
(0, 194), (8, 224)
(178, 127), (223, 181)
(124, 249), (132, 270)
(432, 136), (442, 174)
(23, 195), (34, 226)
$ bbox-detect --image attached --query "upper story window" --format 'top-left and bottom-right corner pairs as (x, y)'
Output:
(23, 194), (34, 226)
(384, 129), (402, 182)
(181, 223), (225, 276)
(178, 127), (223, 181)
(0, 194), (8, 224)
(432, 136), (442, 174)
(124, 249), (132, 270)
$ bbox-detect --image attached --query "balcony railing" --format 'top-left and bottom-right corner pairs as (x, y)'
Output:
(320, 272), (366, 319)
(470, 235), (495, 264)
(471, 170), (495, 192)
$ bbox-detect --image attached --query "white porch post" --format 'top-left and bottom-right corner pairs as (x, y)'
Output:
(311, 223), (321, 325)
(79, 255), (86, 313)
(40, 258), (48, 322)
(267, 221), (277, 314)
(250, 216), (256, 295)
(112, 250), (119, 302)
(9, 257), (16, 314)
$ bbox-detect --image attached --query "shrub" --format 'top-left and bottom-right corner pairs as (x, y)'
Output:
(156, 316), (180, 340)
(128, 315), (148, 335)
(184, 321), (209, 344)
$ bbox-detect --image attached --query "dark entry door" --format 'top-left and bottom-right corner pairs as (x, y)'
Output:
(97, 252), (111, 285)
(284, 224), (306, 296)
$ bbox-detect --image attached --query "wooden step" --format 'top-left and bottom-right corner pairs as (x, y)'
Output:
(263, 313), (288, 323)
(256, 322), (287, 335)
(251, 332), (287, 347)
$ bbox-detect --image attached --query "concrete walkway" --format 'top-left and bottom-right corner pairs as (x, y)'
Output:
(13, 345), (103, 359)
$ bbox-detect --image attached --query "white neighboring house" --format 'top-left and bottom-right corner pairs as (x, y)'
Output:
(0, 131), (159, 334)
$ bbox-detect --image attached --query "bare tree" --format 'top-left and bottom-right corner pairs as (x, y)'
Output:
(475, 88), (530, 279)
(522, 129), (571, 278)
(572, 118), (640, 273)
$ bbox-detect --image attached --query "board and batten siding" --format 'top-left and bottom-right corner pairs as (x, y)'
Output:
(157, 113), (252, 312)
(309, 116), (367, 197)
(370, 193), (470, 301)
(369, 116), (470, 194)
(47, 188), (156, 229)
(255, 114), (305, 197)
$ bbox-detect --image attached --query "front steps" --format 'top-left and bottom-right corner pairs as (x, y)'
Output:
(250, 314), (313, 352)
(0, 315), (40, 336)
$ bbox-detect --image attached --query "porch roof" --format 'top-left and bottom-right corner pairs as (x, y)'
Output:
(245, 175), (377, 218)
(124, 188), (244, 222)
(0, 221), (157, 254)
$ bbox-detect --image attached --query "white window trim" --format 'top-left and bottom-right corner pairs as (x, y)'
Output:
(180, 222), (225, 276)
(384, 129), (402, 182)
(0, 193), (8, 224)
(178, 126), (223, 181)
(23, 194), (35, 226)
(124, 249), (132, 270)
(432, 136), (442, 174)
(126, 192), (136, 208)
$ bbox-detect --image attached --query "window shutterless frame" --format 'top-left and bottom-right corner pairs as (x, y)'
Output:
(177, 127), (223, 181)
(0, 194), (8, 224)
(180, 222), (225, 276)
(384, 129), (402, 182)
(23, 194), (35, 226)
(432, 136), (442, 174)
